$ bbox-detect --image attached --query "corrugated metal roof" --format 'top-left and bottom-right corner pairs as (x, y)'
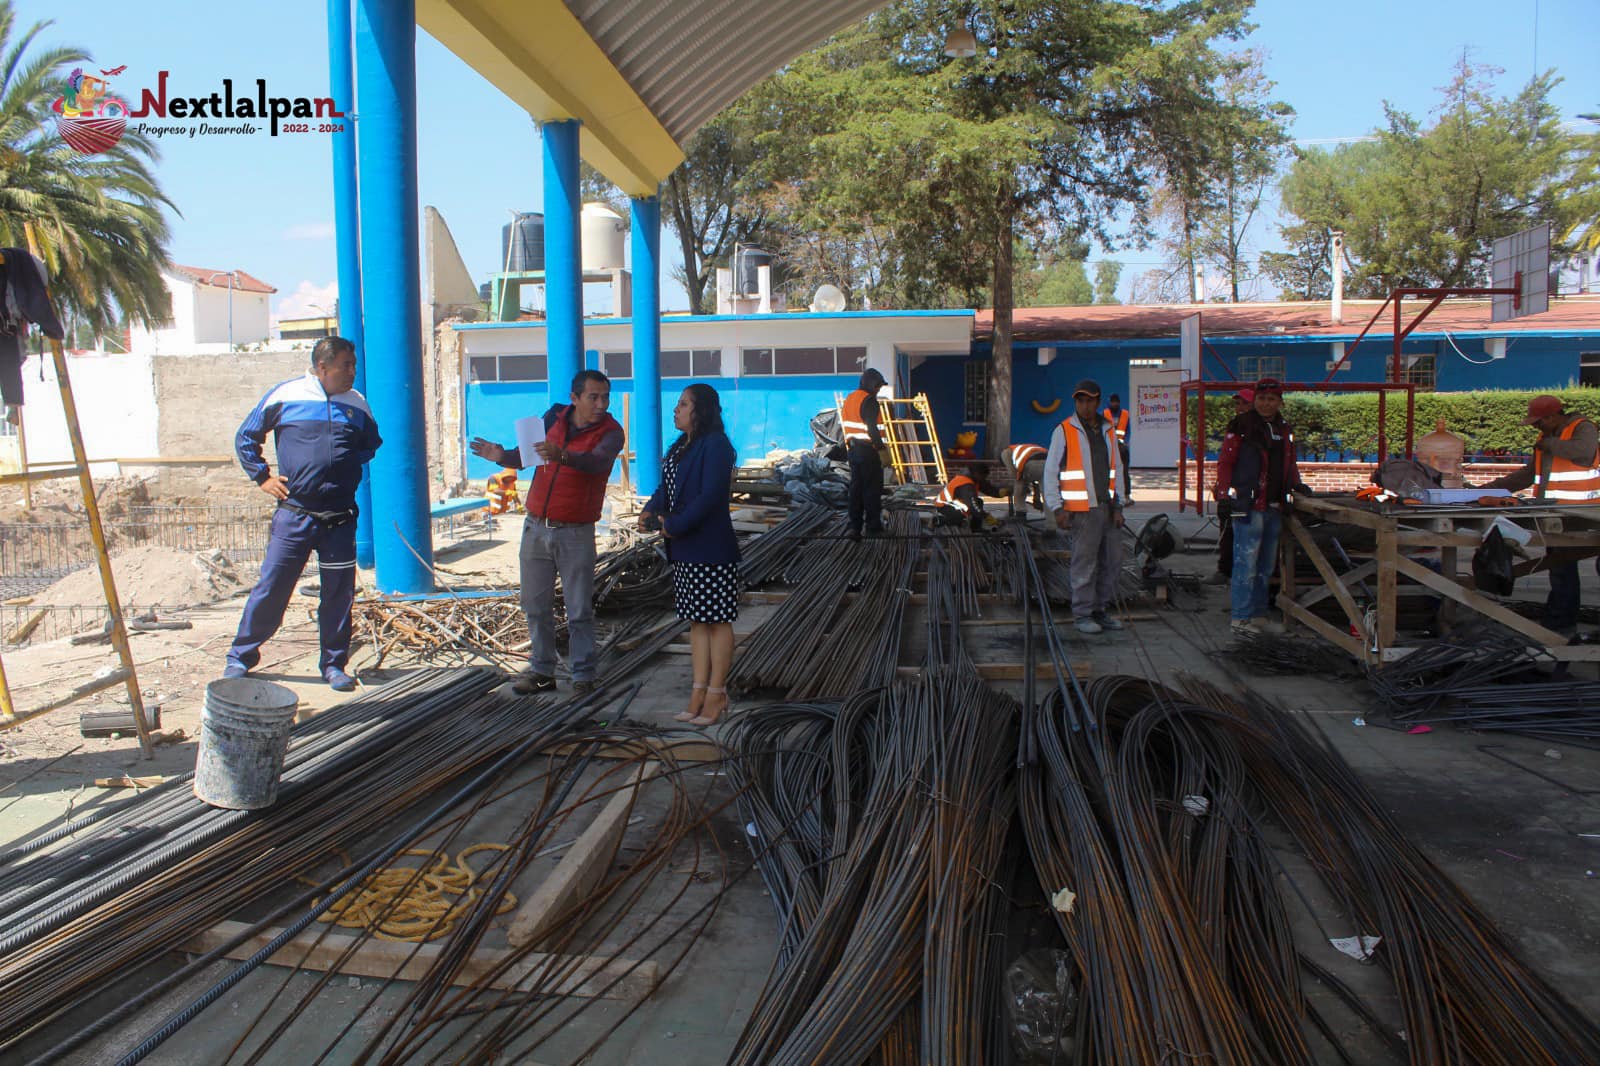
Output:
(566, 0), (887, 143)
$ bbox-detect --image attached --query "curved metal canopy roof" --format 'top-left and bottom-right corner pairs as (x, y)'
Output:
(418, 0), (887, 197)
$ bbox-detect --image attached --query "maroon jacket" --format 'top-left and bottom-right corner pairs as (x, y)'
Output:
(1215, 413), (1304, 513)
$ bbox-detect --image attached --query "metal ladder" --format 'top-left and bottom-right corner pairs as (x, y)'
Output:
(0, 247), (153, 756)
(835, 392), (948, 486)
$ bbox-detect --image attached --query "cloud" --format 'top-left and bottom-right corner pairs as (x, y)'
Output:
(274, 280), (338, 323)
(283, 221), (336, 241)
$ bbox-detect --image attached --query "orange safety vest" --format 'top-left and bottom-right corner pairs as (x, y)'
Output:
(841, 389), (876, 445)
(938, 474), (978, 512)
(1541, 417), (1600, 503)
(1007, 443), (1046, 471)
(485, 468), (519, 514)
(1056, 415), (1119, 512)
(1102, 407), (1130, 444)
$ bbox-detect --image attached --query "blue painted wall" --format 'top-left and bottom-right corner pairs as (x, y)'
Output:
(463, 371), (860, 482)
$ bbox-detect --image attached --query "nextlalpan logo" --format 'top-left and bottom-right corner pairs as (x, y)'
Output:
(52, 66), (345, 153)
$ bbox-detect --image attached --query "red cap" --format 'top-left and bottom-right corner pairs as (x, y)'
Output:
(1524, 395), (1562, 424)
(1235, 388), (1255, 404)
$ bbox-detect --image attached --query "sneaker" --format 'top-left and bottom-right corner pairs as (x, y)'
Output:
(512, 672), (557, 695)
(1253, 617), (1287, 636)
(847, 528), (863, 542)
(1230, 620), (1254, 637)
(1204, 570), (1230, 586)
(1074, 617), (1103, 635)
(325, 668), (357, 692)
(572, 679), (597, 696)
(1092, 612), (1125, 631)
(222, 662), (248, 679)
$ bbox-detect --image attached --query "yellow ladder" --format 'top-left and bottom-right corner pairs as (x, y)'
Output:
(835, 392), (948, 486)
(0, 247), (153, 756)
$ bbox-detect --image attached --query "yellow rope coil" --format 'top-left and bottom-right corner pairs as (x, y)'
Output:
(302, 844), (516, 942)
(1031, 397), (1061, 415)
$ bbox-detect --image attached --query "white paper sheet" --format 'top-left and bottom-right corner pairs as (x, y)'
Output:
(514, 416), (546, 468)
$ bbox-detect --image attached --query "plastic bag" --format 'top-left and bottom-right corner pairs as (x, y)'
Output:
(1472, 525), (1515, 596)
(1374, 458), (1442, 499)
(1004, 948), (1079, 1064)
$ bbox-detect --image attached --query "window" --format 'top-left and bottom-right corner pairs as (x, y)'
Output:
(497, 355), (548, 381)
(659, 349), (722, 377)
(1581, 352), (1600, 388)
(602, 351), (632, 378)
(963, 362), (988, 424)
(742, 345), (869, 376)
(1398, 353), (1437, 392)
(1234, 355), (1285, 382)
(467, 357), (498, 383)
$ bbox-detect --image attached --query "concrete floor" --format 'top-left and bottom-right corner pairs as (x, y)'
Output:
(4, 501), (1600, 1063)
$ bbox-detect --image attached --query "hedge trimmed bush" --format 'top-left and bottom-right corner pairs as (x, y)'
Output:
(1186, 387), (1600, 461)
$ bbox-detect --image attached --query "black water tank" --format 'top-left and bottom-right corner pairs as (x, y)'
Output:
(477, 281), (492, 303)
(501, 212), (545, 273)
(735, 245), (772, 296)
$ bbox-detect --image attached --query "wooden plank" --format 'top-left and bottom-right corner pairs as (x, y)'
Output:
(1294, 496), (1387, 531)
(1376, 525), (1398, 654)
(507, 761), (660, 949)
(1298, 560), (1376, 610)
(185, 920), (658, 1003)
(1285, 518), (1367, 638)
(1279, 597), (1369, 662)
(1391, 555), (1576, 651)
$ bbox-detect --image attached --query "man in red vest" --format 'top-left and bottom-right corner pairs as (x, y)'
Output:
(470, 370), (625, 694)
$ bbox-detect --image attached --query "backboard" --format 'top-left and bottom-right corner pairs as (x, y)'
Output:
(1179, 313), (1201, 380)
(1491, 223), (1550, 321)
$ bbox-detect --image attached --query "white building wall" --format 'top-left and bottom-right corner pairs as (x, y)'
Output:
(129, 273), (197, 356)
(194, 285), (271, 347)
(18, 351), (159, 469)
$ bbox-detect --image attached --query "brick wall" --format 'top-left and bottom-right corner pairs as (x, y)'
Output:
(1184, 460), (1525, 499)
(153, 350), (307, 498)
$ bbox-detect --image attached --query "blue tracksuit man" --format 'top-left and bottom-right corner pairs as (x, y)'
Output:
(226, 372), (381, 678)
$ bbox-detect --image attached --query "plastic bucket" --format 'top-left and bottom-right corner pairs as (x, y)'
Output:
(194, 678), (299, 810)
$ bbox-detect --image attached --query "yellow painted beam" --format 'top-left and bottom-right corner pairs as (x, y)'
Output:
(419, 0), (685, 196)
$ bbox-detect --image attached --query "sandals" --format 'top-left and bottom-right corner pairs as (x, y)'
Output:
(674, 682), (707, 723)
(688, 687), (729, 728)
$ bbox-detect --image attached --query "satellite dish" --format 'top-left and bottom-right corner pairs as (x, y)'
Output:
(811, 284), (846, 313)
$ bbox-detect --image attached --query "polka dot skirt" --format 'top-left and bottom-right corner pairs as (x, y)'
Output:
(662, 446), (740, 624)
(673, 560), (740, 623)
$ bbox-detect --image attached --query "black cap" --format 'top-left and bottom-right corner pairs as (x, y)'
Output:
(860, 368), (886, 390)
(1072, 379), (1101, 399)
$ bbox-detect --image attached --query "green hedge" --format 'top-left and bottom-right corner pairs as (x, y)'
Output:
(1186, 387), (1600, 460)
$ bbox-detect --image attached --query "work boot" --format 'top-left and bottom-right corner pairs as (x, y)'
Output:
(1204, 570), (1230, 586)
(512, 671), (557, 695)
(325, 668), (357, 693)
(1230, 620), (1254, 638)
(1251, 617), (1286, 636)
(572, 679), (597, 696)
(1074, 617), (1103, 635)
(1092, 611), (1125, 631)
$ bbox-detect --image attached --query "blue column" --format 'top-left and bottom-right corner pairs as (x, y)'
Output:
(542, 120), (582, 409)
(630, 194), (662, 496)
(328, 0), (372, 569)
(355, 0), (432, 593)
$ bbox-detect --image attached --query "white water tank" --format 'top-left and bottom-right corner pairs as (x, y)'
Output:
(581, 203), (626, 271)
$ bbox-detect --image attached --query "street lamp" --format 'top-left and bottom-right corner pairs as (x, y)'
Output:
(201, 270), (238, 349)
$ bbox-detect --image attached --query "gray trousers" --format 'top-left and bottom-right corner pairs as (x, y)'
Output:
(519, 518), (598, 681)
(1067, 505), (1123, 619)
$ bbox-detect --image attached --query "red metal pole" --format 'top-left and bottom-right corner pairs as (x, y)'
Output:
(1196, 384), (1207, 516)
(1179, 382), (1190, 513)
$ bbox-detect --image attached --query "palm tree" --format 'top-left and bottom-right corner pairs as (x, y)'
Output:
(0, 1), (175, 336)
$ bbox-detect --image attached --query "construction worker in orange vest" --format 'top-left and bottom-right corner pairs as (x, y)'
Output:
(1002, 443), (1046, 514)
(1045, 379), (1125, 635)
(936, 472), (986, 531)
(1102, 393), (1133, 504)
(485, 468), (519, 514)
(1478, 394), (1600, 636)
(841, 367), (888, 538)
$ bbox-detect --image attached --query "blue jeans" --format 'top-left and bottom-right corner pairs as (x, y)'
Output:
(520, 518), (598, 681)
(1230, 509), (1282, 622)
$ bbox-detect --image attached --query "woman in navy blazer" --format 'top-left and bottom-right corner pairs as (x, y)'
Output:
(641, 384), (739, 725)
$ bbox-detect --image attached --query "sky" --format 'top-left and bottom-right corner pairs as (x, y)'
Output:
(15, 0), (1599, 320)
